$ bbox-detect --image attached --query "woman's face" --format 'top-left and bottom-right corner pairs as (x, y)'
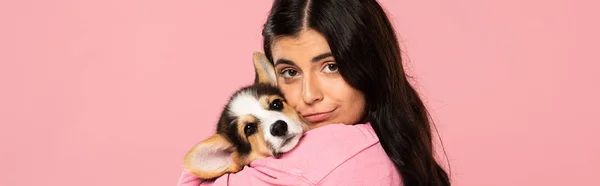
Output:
(270, 29), (366, 129)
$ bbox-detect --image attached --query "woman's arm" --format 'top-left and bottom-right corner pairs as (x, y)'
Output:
(177, 170), (205, 186)
(176, 166), (313, 186)
(315, 141), (403, 185)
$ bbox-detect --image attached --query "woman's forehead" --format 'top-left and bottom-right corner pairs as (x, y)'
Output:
(271, 29), (332, 64)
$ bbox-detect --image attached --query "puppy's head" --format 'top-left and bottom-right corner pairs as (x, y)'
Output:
(184, 52), (307, 179)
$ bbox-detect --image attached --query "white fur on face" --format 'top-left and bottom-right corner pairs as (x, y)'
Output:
(227, 90), (304, 154)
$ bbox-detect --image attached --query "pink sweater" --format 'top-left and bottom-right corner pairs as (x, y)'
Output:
(177, 123), (402, 185)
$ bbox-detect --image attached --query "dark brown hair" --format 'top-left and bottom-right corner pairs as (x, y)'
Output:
(262, 0), (450, 185)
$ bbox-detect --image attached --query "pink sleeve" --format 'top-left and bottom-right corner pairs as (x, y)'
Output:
(316, 143), (403, 185)
(176, 170), (206, 186)
(176, 167), (313, 186)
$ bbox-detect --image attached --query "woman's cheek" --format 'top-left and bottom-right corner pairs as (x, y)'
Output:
(323, 75), (346, 91)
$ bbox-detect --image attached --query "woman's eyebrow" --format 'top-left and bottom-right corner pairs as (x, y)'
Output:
(312, 52), (333, 63)
(274, 52), (333, 67)
(274, 59), (296, 67)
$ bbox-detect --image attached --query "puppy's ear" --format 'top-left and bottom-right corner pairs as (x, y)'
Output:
(253, 52), (277, 86)
(183, 134), (242, 179)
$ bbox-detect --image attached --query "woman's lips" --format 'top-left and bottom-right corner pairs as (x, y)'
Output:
(302, 109), (336, 123)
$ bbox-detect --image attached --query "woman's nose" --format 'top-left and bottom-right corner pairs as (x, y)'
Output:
(301, 74), (323, 104)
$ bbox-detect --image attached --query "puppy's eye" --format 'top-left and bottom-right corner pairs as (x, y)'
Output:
(244, 123), (257, 136)
(270, 99), (284, 111)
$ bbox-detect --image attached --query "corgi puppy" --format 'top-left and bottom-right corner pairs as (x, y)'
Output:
(183, 52), (308, 179)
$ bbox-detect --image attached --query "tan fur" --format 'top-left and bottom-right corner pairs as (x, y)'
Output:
(183, 134), (244, 179)
(234, 114), (276, 164)
(235, 115), (257, 143)
(253, 52), (277, 86)
(244, 125), (273, 164)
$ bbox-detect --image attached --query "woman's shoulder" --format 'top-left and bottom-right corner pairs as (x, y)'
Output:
(250, 123), (401, 185)
(252, 123), (380, 165)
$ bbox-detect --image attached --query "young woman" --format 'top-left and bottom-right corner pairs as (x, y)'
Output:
(178, 0), (450, 185)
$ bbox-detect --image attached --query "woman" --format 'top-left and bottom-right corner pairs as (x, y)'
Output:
(178, 0), (450, 185)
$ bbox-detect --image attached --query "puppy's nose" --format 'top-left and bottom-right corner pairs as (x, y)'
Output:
(270, 120), (288, 136)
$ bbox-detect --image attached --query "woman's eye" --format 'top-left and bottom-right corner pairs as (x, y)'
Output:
(244, 123), (257, 136)
(281, 69), (299, 78)
(323, 63), (338, 73)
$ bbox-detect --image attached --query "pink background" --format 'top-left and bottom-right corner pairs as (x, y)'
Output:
(1, 0), (598, 185)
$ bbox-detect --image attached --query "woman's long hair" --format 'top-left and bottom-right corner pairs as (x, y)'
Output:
(262, 0), (450, 185)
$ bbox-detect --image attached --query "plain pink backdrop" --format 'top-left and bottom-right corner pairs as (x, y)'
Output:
(1, 0), (599, 185)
